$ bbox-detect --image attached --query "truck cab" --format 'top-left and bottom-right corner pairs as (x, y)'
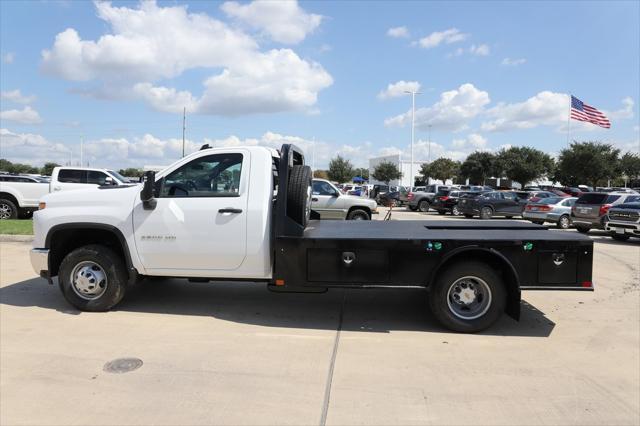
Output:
(50, 167), (129, 193)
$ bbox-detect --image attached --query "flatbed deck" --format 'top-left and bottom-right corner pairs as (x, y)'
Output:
(302, 220), (591, 242)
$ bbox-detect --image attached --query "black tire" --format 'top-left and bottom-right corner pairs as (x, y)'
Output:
(437, 210), (446, 215)
(464, 214), (474, 219)
(576, 226), (590, 234)
(58, 244), (128, 311)
(0, 198), (18, 220)
(287, 165), (312, 227)
(418, 199), (430, 212)
(611, 233), (630, 241)
(428, 261), (506, 333)
(408, 205), (418, 211)
(480, 206), (493, 220)
(531, 220), (544, 225)
(347, 209), (370, 220)
(557, 215), (570, 229)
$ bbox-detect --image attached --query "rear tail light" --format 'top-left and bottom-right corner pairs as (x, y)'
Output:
(539, 205), (551, 211)
(408, 192), (414, 200)
(439, 196), (450, 201)
(581, 281), (593, 288)
(599, 204), (612, 216)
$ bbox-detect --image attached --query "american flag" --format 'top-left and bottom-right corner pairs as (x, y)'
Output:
(570, 95), (611, 128)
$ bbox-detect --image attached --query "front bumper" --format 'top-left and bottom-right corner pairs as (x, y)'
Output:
(605, 222), (640, 236)
(30, 248), (49, 278)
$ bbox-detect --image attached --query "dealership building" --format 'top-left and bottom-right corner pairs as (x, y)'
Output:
(368, 154), (431, 187)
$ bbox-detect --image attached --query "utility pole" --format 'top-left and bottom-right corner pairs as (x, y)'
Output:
(404, 90), (421, 188)
(182, 107), (186, 158)
(427, 124), (432, 184)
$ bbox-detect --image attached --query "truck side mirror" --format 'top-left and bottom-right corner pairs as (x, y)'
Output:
(140, 171), (157, 210)
(104, 176), (116, 186)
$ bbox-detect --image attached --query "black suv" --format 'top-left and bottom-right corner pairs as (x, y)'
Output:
(432, 190), (485, 216)
(458, 191), (529, 219)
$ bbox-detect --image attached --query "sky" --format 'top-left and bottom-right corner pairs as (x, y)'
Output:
(1, 0), (639, 170)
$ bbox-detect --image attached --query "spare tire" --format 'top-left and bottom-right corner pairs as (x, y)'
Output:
(287, 165), (312, 227)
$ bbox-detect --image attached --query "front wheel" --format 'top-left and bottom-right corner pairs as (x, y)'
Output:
(428, 261), (506, 333)
(58, 244), (128, 311)
(480, 206), (493, 220)
(576, 226), (590, 234)
(557, 215), (570, 229)
(611, 233), (630, 241)
(0, 198), (18, 220)
(347, 209), (371, 220)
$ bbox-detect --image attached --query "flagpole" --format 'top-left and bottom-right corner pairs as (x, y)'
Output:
(566, 94), (572, 147)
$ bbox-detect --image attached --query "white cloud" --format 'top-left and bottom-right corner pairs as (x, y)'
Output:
(418, 28), (468, 49)
(384, 83), (490, 131)
(0, 106), (43, 124)
(41, 1), (332, 116)
(0, 129), (69, 165)
(501, 57), (526, 66)
(482, 93), (634, 132)
(1, 89), (36, 105)
(2, 52), (14, 64)
(481, 91), (569, 132)
(469, 44), (490, 56)
(221, 0), (321, 44)
(452, 133), (487, 149)
(607, 97), (634, 120)
(387, 26), (410, 38)
(377, 80), (421, 100)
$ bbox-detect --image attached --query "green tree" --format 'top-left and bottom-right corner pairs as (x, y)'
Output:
(327, 155), (354, 183)
(372, 161), (402, 185)
(420, 158), (460, 184)
(459, 151), (498, 185)
(118, 168), (145, 178)
(40, 162), (61, 176)
(497, 146), (554, 187)
(554, 142), (620, 188)
(353, 167), (369, 180)
(620, 152), (640, 181)
(0, 159), (39, 174)
(313, 169), (329, 179)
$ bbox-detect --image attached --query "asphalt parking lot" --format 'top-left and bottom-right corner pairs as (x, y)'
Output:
(1, 210), (639, 426)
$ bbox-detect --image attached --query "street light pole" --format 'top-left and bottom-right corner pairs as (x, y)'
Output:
(404, 90), (421, 189)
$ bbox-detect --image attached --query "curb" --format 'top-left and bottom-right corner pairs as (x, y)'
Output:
(0, 234), (34, 242)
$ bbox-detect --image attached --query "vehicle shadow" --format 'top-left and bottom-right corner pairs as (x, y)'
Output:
(0, 277), (555, 337)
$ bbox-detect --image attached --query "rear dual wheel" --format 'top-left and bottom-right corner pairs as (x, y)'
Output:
(428, 261), (506, 333)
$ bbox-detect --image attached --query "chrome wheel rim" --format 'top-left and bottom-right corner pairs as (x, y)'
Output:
(452, 206), (460, 215)
(70, 261), (108, 300)
(559, 216), (569, 229)
(0, 203), (12, 219)
(446, 276), (492, 320)
(481, 207), (492, 218)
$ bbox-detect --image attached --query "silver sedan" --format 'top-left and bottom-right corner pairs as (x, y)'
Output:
(522, 197), (577, 229)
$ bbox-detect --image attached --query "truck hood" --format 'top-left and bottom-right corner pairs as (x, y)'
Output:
(342, 194), (377, 207)
(42, 184), (141, 208)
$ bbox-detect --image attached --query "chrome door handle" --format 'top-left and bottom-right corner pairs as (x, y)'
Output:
(218, 208), (242, 214)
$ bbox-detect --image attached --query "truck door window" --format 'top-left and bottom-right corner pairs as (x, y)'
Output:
(58, 169), (87, 183)
(87, 171), (109, 185)
(313, 181), (337, 196)
(160, 153), (243, 198)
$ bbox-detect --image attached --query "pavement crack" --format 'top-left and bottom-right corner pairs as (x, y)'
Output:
(319, 289), (346, 426)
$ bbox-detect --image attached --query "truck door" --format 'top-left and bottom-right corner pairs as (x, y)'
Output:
(133, 151), (248, 272)
(311, 180), (344, 219)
